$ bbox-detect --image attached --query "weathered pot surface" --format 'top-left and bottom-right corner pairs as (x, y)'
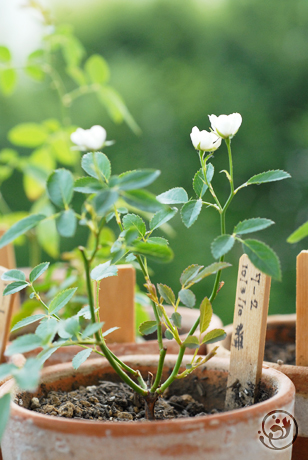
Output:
(221, 314), (308, 459)
(23, 308), (222, 366)
(0, 355), (295, 460)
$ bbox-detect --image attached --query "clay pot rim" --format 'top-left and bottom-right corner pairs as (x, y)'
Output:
(224, 314), (308, 372)
(0, 355), (295, 438)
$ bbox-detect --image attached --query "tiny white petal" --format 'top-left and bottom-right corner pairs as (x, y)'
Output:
(209, 113), (242, 139)
(70, 125), (107, 151)
(190, 126), (221, 152)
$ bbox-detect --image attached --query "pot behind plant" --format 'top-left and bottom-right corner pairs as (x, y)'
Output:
(0, 355), (295, 460)
(22, 308), (222, 366)
(221, 314), (307, 460)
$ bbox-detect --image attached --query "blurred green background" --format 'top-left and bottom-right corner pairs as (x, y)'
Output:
(1, 0), (308, 325)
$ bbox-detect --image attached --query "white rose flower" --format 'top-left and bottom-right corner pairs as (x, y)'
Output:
(208, 113), (242, 139)
(190, 126), (222, 152)
(70, 125), (107, 151)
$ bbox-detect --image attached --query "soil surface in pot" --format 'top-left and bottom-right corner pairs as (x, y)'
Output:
(264, 341), (295, 365)
(18, 375), (273, 422)
(263, 323), (296, 365)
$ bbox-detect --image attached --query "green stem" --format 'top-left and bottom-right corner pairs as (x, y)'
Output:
(151, 346), (167, 392)
(79, 246), (147, 397)
(199, 150), (222, 211)
(189, 139), (235, 337)
(156, 346), (185, 394)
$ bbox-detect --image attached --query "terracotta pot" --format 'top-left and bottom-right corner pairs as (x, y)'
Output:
(0, 355), (295, 460)
(221, 314), (308, 459)
(23, 308), (223, 366)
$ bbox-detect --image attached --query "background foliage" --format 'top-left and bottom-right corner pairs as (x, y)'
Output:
(1, 0), (308, 324)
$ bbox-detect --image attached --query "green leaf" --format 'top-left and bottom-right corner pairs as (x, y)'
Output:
(117, 169), (160, 191)
(181, 199), (202, 228)
(56, 209), (77, 237)
(150, 207), (177, 231)
(156, 187), (188, 204)
(25, 65), (45, 81)
(139, 320), (157, 336)
(13, 358), (41, 391)
(180, 264), (203, 287)
(0, 363), (17, 381)
(178, 289), (196, 308)
(246, 170), (291, 185)
(48, 287), (77, 315)
(62, 317), (80, 338)
(72, 349), (93, 370)
(165, 330), (174, 340)
(0, 68), (16, 95)
(77, 305), (92, 320)
(182, 336), (199, 349)
(29, 262), (50, 283)
(5, 334), (42, 356)
(102, 327), (120, 337)
(47, 169), (74, 208)
(11, 314), (45, 332)
(0, 214), (45, 249)
(157, 284), (175, 305)
(287, 221), (308, 244)
(211, 235), (235, 259)
(98, 86), (141, 135)
(74, 177), (103, 193)
(242, 239), (281, 280)
(123, 228), (139, 244)
(147, 237), (169, 246)
(66, 66), (86, 86)
(3, 281), (29, 296)
(81, 152), (111, 181)
(8, 123), (48, 147)
(123, 213), (146, 237)
(81, 322), (104, 339)
(93, 189), (119, 215)
(35, 318), (59, 344)
(85, 54), (110, 84)
(0, 393), (11, 443)
(193, 163), (214, 198)
(171, 312), (182, 328)
(201, 328), (226, 345)
(61, 35), (85, 67)
(36, 215), (59, 259)
(190, 262), (231, 284)
(234, 218), (274, 235)
(90, 261), (118, 281)
(200, 297), (212, 334)
(122, 190), (163, 212)
(36, 347), (60, 366)
(0, 46), (11, 63)
(131, 241), (174, 262)
(1, 269), (26, 282)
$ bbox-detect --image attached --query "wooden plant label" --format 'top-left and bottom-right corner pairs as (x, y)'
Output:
(296, 251), (308, 366)
(0, 266), (15, 363)
(0, 226), (20, 313)
(225, 254), (271, 409)
(96, 265), (135, 344)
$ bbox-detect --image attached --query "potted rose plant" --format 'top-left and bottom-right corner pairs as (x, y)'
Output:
(0, 113), (295, 460)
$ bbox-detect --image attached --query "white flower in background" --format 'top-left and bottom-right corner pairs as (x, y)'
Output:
(70, 125), (107, 151)
(208, 113), (242, 139)
(190, 126), (222, 152)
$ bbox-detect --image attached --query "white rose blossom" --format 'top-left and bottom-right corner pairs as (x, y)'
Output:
(208, 113), (242, 139)
(190, 126), (222, 152)
(70, 125), (107, 151)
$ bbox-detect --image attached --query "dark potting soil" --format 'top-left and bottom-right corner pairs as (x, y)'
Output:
(264, 340), (295, 365)
(20, 377), (273, 422)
